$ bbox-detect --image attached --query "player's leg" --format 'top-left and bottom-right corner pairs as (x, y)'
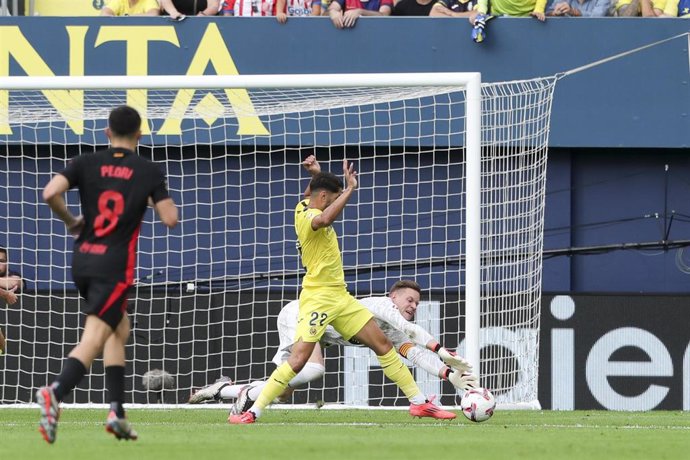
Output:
(346, 306), (456, 420)
(276, 343), (325, 402)
(229, 340), (315, 424)
(351, 318), (426, 404)
(222, 303), (325, 404)
(228, 343), (325, 413)
(36, 314), (112, 444)
(0, 326), (5, 355)
(103, 314), (138, 441)
(229, 289), (333, 424)
(223, 348), (325, 401)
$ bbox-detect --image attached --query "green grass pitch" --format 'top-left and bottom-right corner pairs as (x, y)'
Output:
(1, 408), (688, 460)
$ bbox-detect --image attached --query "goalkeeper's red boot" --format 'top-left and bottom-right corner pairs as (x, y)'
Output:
(105, 411), (139, 441)
(228, 411), (257, 424)
(409, 399), (457, 420)
(36, 386), (60, 444)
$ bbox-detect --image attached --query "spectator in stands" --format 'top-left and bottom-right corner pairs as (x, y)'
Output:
(613, 0), (665, 15)
(546, 0), (611, 15)
(433, 0), (481, 16)
(476, 0), (547, 20)
(159, 0), (221, 18)
(660, 0), (690, 15)
(275, 0), (321, 22)
(0, 290), (16, 354)
(392, 0), (435, 15)
(0, 247), (24, 293)
(0, 246), (20, 354)
(221, 0), (275, 15)
(101, 0), (161, 15)
(0, 287), (17, 305)
(392, 0), (479, 18)
(328, 0), (393, 28)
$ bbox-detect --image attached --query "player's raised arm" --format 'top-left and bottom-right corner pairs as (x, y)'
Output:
(311, 160), (357, 229)
(302, 155), (321, 198)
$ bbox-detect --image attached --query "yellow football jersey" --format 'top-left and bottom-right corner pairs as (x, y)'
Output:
(294, 199), (346, 289)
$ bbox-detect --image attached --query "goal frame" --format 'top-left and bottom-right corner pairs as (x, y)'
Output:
(0, 72), (484, 376)
(1, 73), (493, 407)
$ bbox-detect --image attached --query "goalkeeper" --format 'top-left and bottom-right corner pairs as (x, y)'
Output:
(191, 283), (477, 415)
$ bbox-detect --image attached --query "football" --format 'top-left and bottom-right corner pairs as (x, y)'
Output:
(460, 387), (496, 422)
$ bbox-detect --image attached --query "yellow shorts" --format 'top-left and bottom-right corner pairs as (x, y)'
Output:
(296, 287), (373, 343)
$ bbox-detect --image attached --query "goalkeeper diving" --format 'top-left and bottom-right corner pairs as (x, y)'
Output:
(189, 280), (478, 418)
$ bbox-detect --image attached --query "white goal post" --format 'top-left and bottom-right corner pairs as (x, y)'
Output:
(0, 72), (554, 410)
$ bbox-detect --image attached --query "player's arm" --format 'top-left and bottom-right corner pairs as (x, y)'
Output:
(311, 160), (357, 229)
(302, 155), (321, 198)
(42, 174), (84, 237)
(398, 342), (478, 390)
(367, 296), (473, 373)
(150, 170), (179, 229)
(367, 298), (435, 347)
(153, 198), (178, 229)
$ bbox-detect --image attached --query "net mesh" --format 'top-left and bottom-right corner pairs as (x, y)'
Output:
(0, 76), (556, 408)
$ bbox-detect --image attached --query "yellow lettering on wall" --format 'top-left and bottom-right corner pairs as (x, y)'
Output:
(0, 26), (87, 135)
(95, 26), (180, 135)
(159, 23), (269, 136)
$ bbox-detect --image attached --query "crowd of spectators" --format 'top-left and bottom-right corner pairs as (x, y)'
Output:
(98, 0), (689, 21)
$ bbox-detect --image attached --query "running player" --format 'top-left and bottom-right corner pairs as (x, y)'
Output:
(36, 105), (178, 444)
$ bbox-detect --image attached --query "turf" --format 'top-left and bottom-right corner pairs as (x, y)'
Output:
(1, 408), (688, 460)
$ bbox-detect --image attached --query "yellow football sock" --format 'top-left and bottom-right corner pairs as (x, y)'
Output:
(254, 362), (297, 411)
(377, 348), (423, 402)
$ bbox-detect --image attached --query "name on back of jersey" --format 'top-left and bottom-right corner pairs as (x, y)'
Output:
(101, 165), (133, 180)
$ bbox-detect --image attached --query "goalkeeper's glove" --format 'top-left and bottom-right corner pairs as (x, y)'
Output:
(437, 347), (473, 374)
(471, 14), (493, 44)
(447, 370), (479, 391)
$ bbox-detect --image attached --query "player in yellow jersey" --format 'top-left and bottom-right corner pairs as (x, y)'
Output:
(229, 156), (471, 424)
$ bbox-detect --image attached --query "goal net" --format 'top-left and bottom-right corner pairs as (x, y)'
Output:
(0, 73), (555, 410)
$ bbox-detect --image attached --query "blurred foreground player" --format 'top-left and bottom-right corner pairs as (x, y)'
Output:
(37, 105), (178, 444)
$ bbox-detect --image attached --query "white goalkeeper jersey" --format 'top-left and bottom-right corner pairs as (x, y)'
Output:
(273, 296), (445, 378)
(320, 296), (431, 348)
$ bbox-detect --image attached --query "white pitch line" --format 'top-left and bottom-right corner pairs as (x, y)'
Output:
(3, 421), (690, 430)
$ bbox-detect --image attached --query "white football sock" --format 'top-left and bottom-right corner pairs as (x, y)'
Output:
(220, 362), (326, 401)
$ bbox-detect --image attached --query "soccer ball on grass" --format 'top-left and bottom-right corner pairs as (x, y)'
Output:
(460, 387), (495, 422)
